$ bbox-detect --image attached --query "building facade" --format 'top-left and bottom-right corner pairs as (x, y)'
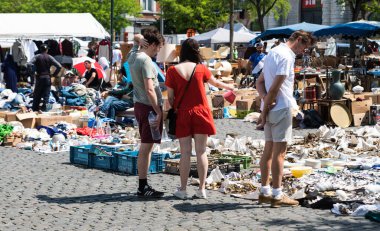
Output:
(264, 0), (352, 29)
(122, 0), (161, 42)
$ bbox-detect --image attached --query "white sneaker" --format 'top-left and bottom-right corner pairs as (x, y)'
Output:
(173, 188), (189, 199)
(193, 189), (207, 199)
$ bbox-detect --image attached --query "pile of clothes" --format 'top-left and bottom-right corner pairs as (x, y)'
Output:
(61, 83), (99, 106)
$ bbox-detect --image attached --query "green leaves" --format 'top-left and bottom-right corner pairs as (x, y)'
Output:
(246, 0), (291, 32)
(336, 0), (380, 20)
(0, 0), (141, 31)
(157, 0), (230, 33)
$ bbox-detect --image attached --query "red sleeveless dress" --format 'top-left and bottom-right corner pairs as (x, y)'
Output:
(165, 64), (216, 138)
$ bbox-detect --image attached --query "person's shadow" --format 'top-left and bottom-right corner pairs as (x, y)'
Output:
(36, 193), (173, 204)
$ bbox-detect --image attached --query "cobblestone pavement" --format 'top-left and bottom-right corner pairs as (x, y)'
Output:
(0, 117), (377, 231)
(0, 146), (377, 231)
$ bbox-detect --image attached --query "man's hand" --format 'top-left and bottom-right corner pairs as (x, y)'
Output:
(134, 34), (148, 48)
(263, 95), (276, 110)
(101, 91), (109, 98)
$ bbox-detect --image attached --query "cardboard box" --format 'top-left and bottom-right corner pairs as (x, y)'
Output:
(352, 112), (369, 127)
(212, 95), (227, 108)
(0, 111), (8, 118)
(349, 99), (372, 114)
(236, 99), (255, 111)
(3, 135), (22, 147)
(5, 111), (18, 122)
(241, 94), (257, 100)
(37, 115), (73, 126)
(16, 112), (37, 128)
(344, 92), (366, 101)
(364, 93), (380, 105)
(212, 108), (223, 119)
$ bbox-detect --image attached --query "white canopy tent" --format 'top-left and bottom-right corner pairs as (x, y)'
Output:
(192, 28), (257, 44)
(223, 23), (257, 35)
(0, 13), (110, 39)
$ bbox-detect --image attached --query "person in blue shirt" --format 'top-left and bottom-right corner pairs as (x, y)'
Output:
(98, 66), (133, 119)
(249, 42), (266, 87)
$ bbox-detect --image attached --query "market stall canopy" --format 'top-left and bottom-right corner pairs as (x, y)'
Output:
(313, 20), (380, 39)
(223, 23), (257, 35)
(252, 22), (329, 42)
(192, 28), (257, 44)
(0, 13), (110, 39)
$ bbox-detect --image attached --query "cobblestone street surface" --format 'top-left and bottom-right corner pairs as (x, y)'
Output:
(0, 147), (377, 231)
(0, 121), (377, 231)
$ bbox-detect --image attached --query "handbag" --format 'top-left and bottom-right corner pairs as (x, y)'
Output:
(167, 65), (197, 138)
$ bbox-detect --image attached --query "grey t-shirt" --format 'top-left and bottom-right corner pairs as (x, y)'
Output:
(127, 45), (162, 106)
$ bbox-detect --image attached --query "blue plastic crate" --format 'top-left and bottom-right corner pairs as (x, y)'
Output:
(90, 144), (124, 156)
(70, 145), (92, 166)
(114, 151), (165, 175)
(90, 153), (117, 171)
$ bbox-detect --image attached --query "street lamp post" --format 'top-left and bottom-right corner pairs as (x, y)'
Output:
(110, 0), (114, 83)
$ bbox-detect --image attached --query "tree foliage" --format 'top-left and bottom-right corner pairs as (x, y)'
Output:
(157, 0), (230, 33)
(0, 0), (141, 32)
(246, 0), (291, 32)
(336, 0), (380, 21)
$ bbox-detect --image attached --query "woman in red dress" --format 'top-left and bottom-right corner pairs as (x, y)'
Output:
(165, 39), (234, 199)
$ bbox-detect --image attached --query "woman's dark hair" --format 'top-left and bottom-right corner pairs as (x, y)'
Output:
(180, 38), (203, 64)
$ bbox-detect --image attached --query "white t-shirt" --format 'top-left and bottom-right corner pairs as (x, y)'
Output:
(112, 49), (122, 64)
(262, 43), (297, 111)
(22, 40), (38, 62)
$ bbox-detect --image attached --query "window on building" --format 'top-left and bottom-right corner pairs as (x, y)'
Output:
(142, 0), (153, 12)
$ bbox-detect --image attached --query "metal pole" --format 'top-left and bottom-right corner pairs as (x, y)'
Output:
(110, 0), (114, 85)
(160, 8), (164, 35)
(229, 0), (234, 61)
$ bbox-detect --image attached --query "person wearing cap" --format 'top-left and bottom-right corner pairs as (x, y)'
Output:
(30, 44), (61, 112)
(248, 42), (266, 87)
(112, 43), (122, 67)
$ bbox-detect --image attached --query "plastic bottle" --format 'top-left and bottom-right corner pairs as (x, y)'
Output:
(105, 122), (112, 136)
(148, 111), (161, 140)
(233, 47), (238, 59)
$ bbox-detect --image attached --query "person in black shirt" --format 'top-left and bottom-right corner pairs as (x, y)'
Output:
(82, 60), (100, 90)
(30, 44), (61, 111)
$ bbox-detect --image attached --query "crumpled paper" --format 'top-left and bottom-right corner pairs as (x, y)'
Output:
(206, 166), (224, 185)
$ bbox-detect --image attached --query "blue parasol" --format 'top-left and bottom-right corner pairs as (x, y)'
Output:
(313, 20), (380, 38)
(251, 22), (329, 43)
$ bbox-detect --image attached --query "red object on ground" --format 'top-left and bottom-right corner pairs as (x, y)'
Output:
(76, 127), (98, 137)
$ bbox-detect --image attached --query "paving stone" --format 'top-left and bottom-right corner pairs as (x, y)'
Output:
(0, 146), (378, 230)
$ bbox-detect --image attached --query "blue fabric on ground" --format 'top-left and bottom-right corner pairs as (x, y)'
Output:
(36, 125), (67, 138)
(66, 97), (86, 106)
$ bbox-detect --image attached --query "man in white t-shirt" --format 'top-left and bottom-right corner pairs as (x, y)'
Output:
(256, 30), (315, 208)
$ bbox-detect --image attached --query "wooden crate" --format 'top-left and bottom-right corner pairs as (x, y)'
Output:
(349, 99), (372, 114)
(236, 99), (255, 111)
(212, 108), (223, 119)
(352, 112), (369, 127)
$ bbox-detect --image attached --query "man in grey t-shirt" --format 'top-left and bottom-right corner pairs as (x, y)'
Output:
(127, 27), (165, 198)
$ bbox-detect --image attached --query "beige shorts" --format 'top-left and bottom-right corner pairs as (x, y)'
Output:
(264, 107), (292, 143)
